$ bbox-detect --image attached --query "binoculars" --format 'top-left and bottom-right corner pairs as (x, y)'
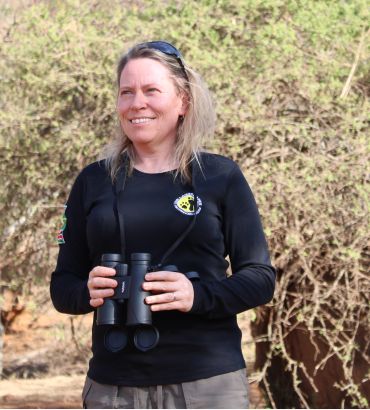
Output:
(96, 252), (199, 353)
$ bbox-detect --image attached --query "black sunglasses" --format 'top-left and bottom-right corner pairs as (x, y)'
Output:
(137, 40), (189, 81)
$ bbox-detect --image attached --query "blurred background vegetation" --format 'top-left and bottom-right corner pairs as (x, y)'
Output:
(0, 0), (369, 408)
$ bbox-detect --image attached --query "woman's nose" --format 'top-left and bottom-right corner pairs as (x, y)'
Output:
(130, 91), (147, 110)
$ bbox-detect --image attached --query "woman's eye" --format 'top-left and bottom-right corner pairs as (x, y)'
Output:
(147, 88), (159, 93)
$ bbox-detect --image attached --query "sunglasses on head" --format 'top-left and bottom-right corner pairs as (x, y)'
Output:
(137, 40), (189, 81)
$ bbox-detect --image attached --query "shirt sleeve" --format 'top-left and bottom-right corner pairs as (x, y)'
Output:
(50, 172), (94, 315)
(190, 165), (276, 318)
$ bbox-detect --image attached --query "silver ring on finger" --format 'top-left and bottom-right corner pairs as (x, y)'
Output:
(172, 292), (177, 302)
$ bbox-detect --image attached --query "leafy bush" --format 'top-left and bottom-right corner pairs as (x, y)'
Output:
(1, 0), (369, 407)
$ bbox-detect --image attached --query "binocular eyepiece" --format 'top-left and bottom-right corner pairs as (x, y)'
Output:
(96, 253), (177, 353)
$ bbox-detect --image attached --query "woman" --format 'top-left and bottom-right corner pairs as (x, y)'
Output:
(50, 40), (275, 409)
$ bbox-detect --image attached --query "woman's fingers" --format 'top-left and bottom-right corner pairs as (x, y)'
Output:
(90, 298), (104, 308)
(150, 301), (180, 312)
(145, 271), (179, 282)
(142, 280), (177, 293)
(90, 288), (115, 300)
(87, 266), (117, 307)
(89, 266), (116, 280)
(143, 271), (194, 312)
(89, 289), (114, 308)
(145, 291), (177, 305)
(88, 267), (117, 288)
(88, 276), (117, 290)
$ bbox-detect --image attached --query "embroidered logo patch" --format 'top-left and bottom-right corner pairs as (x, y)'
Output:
(174, 193), (202, 215)
(57, 206), (67, 244)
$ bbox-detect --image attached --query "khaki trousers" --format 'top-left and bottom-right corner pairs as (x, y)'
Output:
(82, 368), (249, 409)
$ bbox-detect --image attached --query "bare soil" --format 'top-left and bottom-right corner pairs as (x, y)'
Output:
(0, 289), (266, 408)
(0, 375), (83, 409)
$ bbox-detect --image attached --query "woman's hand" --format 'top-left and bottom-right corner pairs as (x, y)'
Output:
(142, 271), (194, 312)
(87, 266), (117, 308)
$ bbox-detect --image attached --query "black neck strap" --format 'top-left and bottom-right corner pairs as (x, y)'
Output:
(114, 156), (129, 259)
(114, 158), (198, 269)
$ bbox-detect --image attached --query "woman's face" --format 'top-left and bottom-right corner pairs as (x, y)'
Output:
(117, 58), (187, 150)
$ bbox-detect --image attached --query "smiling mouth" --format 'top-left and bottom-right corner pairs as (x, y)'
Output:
(129, 117), (155, 124)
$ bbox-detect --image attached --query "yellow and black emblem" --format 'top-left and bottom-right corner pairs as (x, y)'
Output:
(174, 193), (202, 215)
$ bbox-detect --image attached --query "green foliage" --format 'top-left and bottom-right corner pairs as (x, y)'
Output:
(0, 0), (369, 407)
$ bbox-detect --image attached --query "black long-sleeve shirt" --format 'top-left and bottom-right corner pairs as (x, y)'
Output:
(50, 153), (275, 386)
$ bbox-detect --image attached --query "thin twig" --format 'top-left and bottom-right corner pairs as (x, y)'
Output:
(340, 28), (370, 99)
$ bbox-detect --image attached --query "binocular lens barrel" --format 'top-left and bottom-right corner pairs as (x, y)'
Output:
(127, 253), (159, 351)
(97, 299), (123, 325)
(96, 253), (126, 326)
(126, 253), (151, 326)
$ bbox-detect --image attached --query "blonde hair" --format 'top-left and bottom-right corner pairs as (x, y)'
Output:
(101, 44), (216, 182)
